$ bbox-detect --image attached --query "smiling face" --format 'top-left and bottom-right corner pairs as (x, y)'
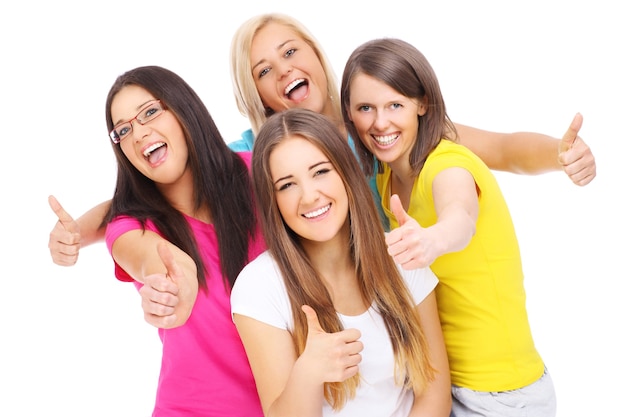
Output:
(269, 136), (349, 244)
(250, 22), (330, 117)
(111, 85), (189, 186)
(347, 73), (427, 166)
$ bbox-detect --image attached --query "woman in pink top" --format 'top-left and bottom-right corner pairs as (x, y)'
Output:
(64, 65), (265, 416)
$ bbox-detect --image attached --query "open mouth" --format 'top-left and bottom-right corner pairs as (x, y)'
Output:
(143, 142), (167, 164)
(285, 78), (309, 100)
(373, 134), (399, 147)
(302, 204), (330, 219)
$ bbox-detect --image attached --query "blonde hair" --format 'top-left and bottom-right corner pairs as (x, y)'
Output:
(230, 13), (342, 135)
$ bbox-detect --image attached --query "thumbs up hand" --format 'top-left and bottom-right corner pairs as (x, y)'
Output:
(385, 194), (440, 269)
(48, 195), (81, 266)
(140, 242), (190, 329)
(300, 305), (363, 383)
(558, 113), (596, 186)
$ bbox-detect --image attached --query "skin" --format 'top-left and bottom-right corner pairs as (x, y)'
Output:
(346, 72), (481, 268)
(106, 85), (200, 327)
(48, 21), (596, 327)
(234, 137), (450, 416)
(251, 22), (334, 122)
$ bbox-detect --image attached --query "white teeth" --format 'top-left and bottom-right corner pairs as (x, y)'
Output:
(303, 204), (330, 219)
(284, 78), (305, 95)
(143, 142), (165, 157)
(373, 134), (398, 145)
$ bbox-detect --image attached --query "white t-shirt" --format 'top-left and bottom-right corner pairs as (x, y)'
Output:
(231, 251), (438, 417)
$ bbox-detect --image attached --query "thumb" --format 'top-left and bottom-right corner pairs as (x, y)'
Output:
(302, 305), (325, 336)
(559, 112), (583, 154)
(390, 194), (411, 227)
(48, 195), (79, 234)
(156, 241), (184, 283)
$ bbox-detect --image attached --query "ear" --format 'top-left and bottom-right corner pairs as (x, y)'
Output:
(417, 97), (428, 116)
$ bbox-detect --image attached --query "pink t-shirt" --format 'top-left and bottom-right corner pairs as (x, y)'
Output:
(105, 152), (266, 416)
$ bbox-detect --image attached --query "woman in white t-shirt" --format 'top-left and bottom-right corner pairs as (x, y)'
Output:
(231, 108), (451, 417)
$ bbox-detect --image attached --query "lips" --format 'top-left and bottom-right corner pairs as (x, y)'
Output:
(143, 142), (167, 164)
(284, 78), (306, 96)
(372, 134), (399, 147)
(302, 204), (330, 219)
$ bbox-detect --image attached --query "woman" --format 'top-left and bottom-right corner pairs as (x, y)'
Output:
(92, 65), (264, 416)
(49, 14), (596, 269)
(341, 38), (556, 417)
(231, 108), (451, 416)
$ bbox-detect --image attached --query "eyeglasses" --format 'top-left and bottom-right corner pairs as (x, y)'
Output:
(109, 100), (166, 144)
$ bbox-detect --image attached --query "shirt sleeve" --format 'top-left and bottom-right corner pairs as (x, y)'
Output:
(399, 265), (438, 305)
(231, 252), (294, 331)
(105, 216), (160, 283)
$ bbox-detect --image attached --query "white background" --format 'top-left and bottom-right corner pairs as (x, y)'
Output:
(1, 1), (623, 415)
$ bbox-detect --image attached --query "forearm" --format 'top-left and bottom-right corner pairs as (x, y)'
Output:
(76, 200), (111, 247)
(454, 123), (561, 175)
(267, 360), (324, 417)
(431, 208), (476, 256)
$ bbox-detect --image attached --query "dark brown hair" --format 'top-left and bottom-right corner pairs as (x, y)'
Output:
(104, 65), (257, 290)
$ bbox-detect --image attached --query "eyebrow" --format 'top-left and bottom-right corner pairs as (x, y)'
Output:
(251, 39), (295, 72)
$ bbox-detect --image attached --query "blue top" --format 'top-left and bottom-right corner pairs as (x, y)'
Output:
(229, 129), (389, 231)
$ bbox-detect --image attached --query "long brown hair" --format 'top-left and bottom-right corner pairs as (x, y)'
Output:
(252, 108), (435, 410)
(341, 38), (457, 178)
(104, 66), (258, 290)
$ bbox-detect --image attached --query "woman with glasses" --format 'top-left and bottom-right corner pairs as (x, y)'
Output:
(67, 65), (266, 416)
(49, 13), (596, 268)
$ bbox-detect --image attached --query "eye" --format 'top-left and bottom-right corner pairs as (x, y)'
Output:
(143, 105), (161, 121)
(390, 103), (403, 110)
(313, 168), (331, 177)
(357, 105), (372, 112)
(258, 67), (271, 78)
(117, 123), (131, 138)
(277, 181), (294, 191)
(284, 48), (296, 58)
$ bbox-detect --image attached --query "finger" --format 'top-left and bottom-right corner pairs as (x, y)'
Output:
(156, 241), (184, 284)
(390, 194), (410, 227)
(48, 195), (79, 233)
(559, 113), (583, 154)
(302, 305), (325, 335)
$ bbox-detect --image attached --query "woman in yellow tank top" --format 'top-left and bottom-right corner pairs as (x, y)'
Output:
(341, 38), (559, 417)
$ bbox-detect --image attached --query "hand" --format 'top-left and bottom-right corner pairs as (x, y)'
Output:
(140, 242), (183, 329)
(48, 195), (81, 266)
(558, 113), (596, 186)
(386, 194), (440, 269)
(301, 305), (362, 383)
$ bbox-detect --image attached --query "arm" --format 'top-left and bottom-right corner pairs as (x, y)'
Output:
(47, 196), (110, 266)
(111, 229), (198, 328)
(386, 167), (478, 269)
(454, 113), (596, 186)
(409, 291), (451, 416)
(233, 305), (362, 417)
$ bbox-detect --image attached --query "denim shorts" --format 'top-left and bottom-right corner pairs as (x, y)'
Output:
(450, 367), (556, 417)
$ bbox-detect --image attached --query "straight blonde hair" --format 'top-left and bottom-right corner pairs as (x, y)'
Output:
(230, 13), (342, 135)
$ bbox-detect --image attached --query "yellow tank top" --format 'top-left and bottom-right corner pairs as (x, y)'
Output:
(378, 140), (544, 391)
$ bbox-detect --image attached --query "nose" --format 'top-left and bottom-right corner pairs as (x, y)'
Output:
(131, 120), (151, 142)
(300, 179), (320, 205)
(276, 60), (293, 80)
(373, 110), (389, 131)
